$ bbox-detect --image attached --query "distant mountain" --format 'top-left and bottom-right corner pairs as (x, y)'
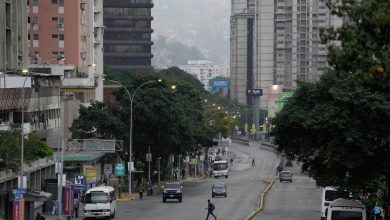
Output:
(152, 0), (230, 67)
(152, 36), (206, 68)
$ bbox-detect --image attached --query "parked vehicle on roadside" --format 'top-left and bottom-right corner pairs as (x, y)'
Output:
(326, 198), (366, 220)
(84, 186), (116, 219)
(279, 171), (293, 182)
(321, 187), (339, 220)
(162, 182), (183, 202)
(213, 160), (228, 178)
(212, 182), (227, 198)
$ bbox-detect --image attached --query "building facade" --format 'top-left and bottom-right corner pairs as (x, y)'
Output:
(103, 0), (154, 70)
(0, 0), (28, 72)
(178, 60), (220, 91)
(27, 0), (104, 102)
(230, 0), (274, 108)
(230, 0), (342, 108)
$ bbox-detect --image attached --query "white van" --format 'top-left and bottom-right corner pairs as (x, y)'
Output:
(213, 160), (228, 178)
(326, 198), (366, 220)
(84, 186), (116, 219)
(322, 187), (338, 220)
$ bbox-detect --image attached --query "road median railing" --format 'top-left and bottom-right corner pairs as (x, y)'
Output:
(231, 136), (250, 146)
(244, 179), (275, 220)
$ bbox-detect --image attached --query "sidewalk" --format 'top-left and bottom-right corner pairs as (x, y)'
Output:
(42, 204), (84, 220)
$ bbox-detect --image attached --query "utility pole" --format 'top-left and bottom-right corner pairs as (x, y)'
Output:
(148, 145), (151, 181)
(157, 157), (161, 186)
(178, 155), (182, 180)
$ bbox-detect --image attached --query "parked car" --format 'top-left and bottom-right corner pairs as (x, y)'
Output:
(162, 182), (183, 202)
(212, 182), (227, 198)
(279, 171), (293, 182)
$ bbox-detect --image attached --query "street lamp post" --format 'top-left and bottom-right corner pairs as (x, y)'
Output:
(105, 79), (159, 195)
(157, 157), (161, 187)
(178, 154), (182, 180)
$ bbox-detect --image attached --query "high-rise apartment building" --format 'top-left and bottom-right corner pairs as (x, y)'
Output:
(27, 0), (104, 102)
(230, 0), (274, 108)
(178, 60), (220, 91)
(0, 0), (28, 72)
(103, 0), (154, 70)
(230, 0), (342, 108)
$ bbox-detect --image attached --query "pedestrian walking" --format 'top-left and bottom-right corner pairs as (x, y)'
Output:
(51, 198), (58, 215)
(138, 184), (144, 200)
(252, 158), (255, 166)
(35, 212), (45, 220)
(205, 199), (217, 220)
(230, 158), (234, 166)
(73, 194), (79, 218)
(373, 204), (382, 220)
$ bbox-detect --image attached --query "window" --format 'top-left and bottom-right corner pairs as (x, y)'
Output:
(33, 34), (39, 40)
(52, 51), (58, 56)
(58, 0), (64, 6)
(52, 34), (58, 39)
(52, 0), (57, 3)
(52, 17), (58, 22)
(32, 0), (39, 6)
(32, 17), (39, 25)
(59, 34), (64, 40)
(58, 17), (64, 24)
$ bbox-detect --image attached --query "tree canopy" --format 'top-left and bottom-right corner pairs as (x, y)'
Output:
(70, 67), (235, 171)
(0, 127), (54, 172)
(272, 0), (390, 210)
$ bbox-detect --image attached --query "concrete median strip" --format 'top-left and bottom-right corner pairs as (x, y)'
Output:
(244, 179), (275, 220)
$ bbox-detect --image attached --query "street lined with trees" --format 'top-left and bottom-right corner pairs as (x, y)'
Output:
(70, 67), (241, 183)
(272, 0), (390, 218)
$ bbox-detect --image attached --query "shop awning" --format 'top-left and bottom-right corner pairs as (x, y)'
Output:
(11, 190), (52, 202)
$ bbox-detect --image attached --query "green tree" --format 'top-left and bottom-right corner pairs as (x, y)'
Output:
(272, 0), (390, 216)
(0, 127), (54, 171)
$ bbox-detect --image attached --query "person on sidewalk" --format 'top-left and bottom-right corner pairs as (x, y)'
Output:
(138, 184), (144, 199)
(205, 199), (217, 220)
(373, 204), (382, 220)
(35, 212), (45, 220)
(73, 194), (80, 218)
(252, 158), (255, 166)
(230, 158), (234, 166)
(51, 198), (58, 215)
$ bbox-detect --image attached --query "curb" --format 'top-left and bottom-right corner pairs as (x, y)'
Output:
(117, 193), (139, 201)
(244, 179), (275, 220)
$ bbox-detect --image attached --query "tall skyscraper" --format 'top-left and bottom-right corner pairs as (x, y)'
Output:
(27, 0), (104, 102)
(230, 0), (342, 108)
(230, 0), (274, 109)
(103, 0), (154, 70)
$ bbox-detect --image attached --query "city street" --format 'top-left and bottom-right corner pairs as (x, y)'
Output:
(114, 142), (280, 220)
(255, 162), (322, 220)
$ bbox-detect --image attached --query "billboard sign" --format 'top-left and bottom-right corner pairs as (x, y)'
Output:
(247, 89), (263, 96)
(278, 92), (294, 110)
(104, 164), (113, 175)
(85, 168), (97, 184)
(115, 163), (125, 176)
(211, 79), (229, 97)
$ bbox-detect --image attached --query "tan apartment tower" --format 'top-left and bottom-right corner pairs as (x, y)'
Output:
(27, 0), (102, 102)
